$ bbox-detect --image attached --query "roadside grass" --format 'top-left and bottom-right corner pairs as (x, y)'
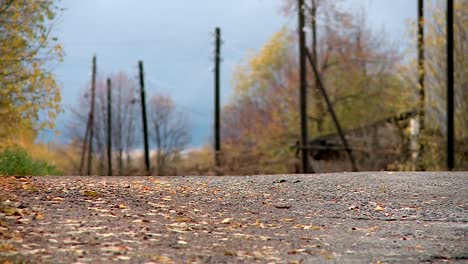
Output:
(0, 147), (62, 176)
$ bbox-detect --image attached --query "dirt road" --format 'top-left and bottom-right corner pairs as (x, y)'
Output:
(0, 172), (467, 263)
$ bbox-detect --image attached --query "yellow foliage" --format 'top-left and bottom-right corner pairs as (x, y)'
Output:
(224, 29), (299, 174)
(0, 0), (62, 150)
(233, 28), (292, 97)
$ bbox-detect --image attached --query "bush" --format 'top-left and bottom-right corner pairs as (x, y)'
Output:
(0, 147), (62, 176)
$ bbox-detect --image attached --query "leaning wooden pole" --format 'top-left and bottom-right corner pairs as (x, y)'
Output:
(87, 55), (97, 176)
(138, 61), (151, 175)
(310, 0), (317, 66)
(305, 48), (358, 172)
(446, 0), (454, 170)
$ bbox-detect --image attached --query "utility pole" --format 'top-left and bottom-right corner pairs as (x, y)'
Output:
(214, 27), (221, 169)
(298, 0), (311, 173)
(107, 78), (113, 176)
(138, 61), (151, 175)
(87, 55), (97, 176)
(447, 0), (454, 170)
(417, 0), (425, 170)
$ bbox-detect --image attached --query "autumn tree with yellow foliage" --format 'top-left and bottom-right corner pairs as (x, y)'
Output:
(0, 0), (63, 149)
(221, 29), (300, 174)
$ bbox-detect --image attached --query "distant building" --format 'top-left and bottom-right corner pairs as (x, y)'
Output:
(308, 111), (417, 172)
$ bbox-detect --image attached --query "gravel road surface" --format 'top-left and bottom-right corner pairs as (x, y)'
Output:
(0, 172), (467, 263)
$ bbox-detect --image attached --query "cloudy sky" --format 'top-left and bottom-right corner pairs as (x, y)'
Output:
(44, 0), (417, 147)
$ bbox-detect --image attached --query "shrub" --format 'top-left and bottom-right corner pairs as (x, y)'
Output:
(0, 147), (62, 176)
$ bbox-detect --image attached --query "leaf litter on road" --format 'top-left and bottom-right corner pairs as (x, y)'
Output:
(0, 174), (466, 263)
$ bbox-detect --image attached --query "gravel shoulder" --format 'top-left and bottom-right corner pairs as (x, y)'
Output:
(0, 172), (467, 263)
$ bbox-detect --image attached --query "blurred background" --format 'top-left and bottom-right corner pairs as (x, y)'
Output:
(1, 0), (466, 176)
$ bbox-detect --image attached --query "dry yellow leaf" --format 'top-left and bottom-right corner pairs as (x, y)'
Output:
(221, 218), (232, 224)
(83, 190), (99, 197)
(34, 212), (44, 220)
(374, 205), (385, 211)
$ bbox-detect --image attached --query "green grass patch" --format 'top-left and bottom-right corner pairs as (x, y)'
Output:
(0, 146), (62, 176)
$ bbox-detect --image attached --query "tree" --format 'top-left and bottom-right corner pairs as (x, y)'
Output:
(282, 0), (409, 131)
(149, 94), (190, 176)
(112, 73), (140, 174)
(0, 0), (63, 149)
(69, 72), (140, 175)
(222, 29), (300, 174)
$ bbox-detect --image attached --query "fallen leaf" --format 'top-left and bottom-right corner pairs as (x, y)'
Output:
(252, 251), (265, 259)
(151, 254), (174, 264)
(175, 217), (192, 223)
(221, 218), (232, 224)
(0, 243), (16, 252)
(33, 212), (44, 220)
(1, 207), (22, 216)
(251, 220), (265, 228)
(131, 219), (149, 223)
(294, 224), (322, 230)
(304, 225), (322, 230)
(224, 250), (237, 256)
(374, 205), (385, 212)
(83, 190), (99, 197)
(415, 244), (425, 251)
(120, 245), (129, 251)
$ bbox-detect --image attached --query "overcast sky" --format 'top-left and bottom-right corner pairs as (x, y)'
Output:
(43, 0), (417, 147)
